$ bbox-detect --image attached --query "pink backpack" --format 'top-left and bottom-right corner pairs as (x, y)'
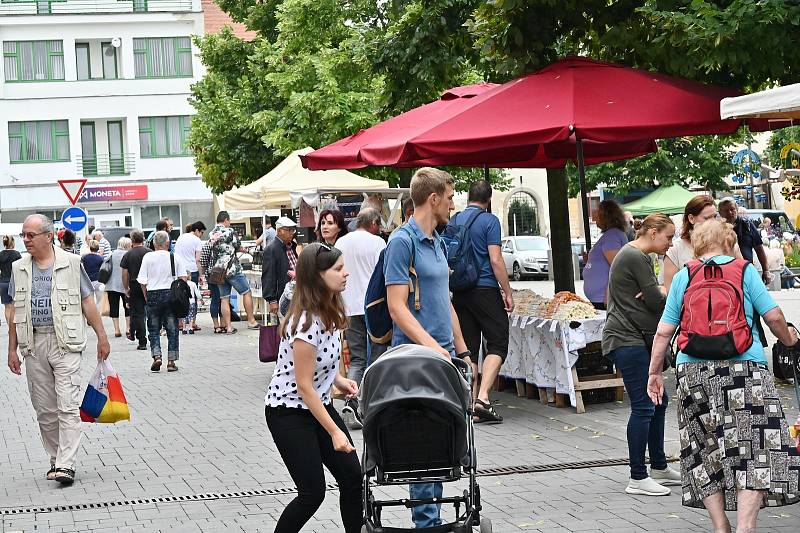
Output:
(677, 258), (753, 359)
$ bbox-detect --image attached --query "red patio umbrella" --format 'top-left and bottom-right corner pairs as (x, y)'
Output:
(302, 80), (657, 170)
(303, 57), (778, 251)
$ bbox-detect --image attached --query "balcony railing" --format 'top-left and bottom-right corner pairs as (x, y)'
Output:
(0, 0), (193, 15)
(77, 153), (135, 177)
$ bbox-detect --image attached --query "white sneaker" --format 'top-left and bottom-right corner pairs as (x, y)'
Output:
(625, 477), (671, 496)
(650, 465), (682, 486)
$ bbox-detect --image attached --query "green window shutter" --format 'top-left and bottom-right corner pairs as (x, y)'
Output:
(139, 115), (192, 157)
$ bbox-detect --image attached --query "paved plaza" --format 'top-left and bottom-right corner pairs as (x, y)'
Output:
(1, 281), (799, 532)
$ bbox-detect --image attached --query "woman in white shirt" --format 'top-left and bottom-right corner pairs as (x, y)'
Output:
(265, 243), (361, 533)
(664, 195), (718, 291)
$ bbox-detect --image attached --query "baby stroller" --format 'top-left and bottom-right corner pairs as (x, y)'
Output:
(359, 345), (491, 532)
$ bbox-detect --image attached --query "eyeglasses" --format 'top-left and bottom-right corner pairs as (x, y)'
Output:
(316, 243), (333, 256)
(19, 231), (49, 240)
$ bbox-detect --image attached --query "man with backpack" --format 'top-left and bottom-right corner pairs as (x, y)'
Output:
(384, 167), (470, 529)
(137, 231), (189, 372)
(448, 180), (514, 424)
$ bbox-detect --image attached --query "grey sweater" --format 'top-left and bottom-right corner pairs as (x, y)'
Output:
(601, 243), (666, 355)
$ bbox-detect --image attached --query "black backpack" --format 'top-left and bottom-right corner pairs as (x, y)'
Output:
(168, 253), (191, 317)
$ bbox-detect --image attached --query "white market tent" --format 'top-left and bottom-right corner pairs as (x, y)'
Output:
(221, 147), (391, 212)
(720, 83), (800, 120)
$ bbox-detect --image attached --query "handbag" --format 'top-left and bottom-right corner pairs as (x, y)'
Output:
(617, 304), (674, 371)
(208, 251), (235, 285)
(97, 256), (113, 284)
(259, 314), (280, 363)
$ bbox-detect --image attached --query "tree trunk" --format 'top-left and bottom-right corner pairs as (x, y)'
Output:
(397, 167), (412, 188)
(547, 167), (575, 294)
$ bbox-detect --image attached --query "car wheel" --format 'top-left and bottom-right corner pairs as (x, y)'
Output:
(512, 262), (522, 281)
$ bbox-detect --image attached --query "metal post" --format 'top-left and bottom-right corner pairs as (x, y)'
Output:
(483, 164), (490, 181)
(576, 139), (592, 252)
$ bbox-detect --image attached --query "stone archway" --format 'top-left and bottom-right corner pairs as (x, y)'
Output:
(503, 187), (545, 237)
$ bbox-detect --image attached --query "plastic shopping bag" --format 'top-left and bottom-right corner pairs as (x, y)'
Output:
(80, 360), (130, 423)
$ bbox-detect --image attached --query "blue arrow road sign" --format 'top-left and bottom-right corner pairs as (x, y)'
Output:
(62, 206), (88, 232)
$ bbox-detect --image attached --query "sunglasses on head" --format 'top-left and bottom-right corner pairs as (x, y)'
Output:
(316, 243), (333, 255)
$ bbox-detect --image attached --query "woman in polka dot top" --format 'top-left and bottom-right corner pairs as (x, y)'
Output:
(264, 243), (362, 532)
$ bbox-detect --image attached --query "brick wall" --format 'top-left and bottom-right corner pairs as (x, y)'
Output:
(202, 0), (257, 40)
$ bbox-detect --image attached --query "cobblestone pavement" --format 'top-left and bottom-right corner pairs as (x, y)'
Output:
(2, 286), (799, 532)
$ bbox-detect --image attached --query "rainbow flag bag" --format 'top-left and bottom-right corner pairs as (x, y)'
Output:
(80, 360), (130, 423)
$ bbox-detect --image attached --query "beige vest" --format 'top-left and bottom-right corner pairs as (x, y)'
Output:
(12, 246), (87, 353)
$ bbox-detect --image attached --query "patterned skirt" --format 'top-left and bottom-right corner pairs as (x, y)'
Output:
(676, 361), (800, 510)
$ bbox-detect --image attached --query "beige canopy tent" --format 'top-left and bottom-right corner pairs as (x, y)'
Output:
(221, 147), (391, 211)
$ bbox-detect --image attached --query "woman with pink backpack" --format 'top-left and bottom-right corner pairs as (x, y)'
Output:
(649, 219), (800, 533)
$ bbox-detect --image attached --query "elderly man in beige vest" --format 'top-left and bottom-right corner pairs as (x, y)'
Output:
(6, 214), (110, 486)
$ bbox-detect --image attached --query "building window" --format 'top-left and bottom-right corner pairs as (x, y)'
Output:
(138, 116), (192, 157)
(75, 43), (91, 81)
(3, 40), (64, 82)
(132, 37), (192, 78)
(101, 42), (119, 79)
(142, 205), (180, 232)
(8, 120), (70, 163)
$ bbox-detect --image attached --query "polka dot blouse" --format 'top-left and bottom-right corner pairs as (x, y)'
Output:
(265, 312), (341, 409)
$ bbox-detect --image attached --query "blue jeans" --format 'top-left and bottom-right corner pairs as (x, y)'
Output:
(410, 482), (443, 528)
(209, 283), (221, 320)
(146, 289), (179, 361)
(609, 345), (668, 480)
(217, 272), (251, 299)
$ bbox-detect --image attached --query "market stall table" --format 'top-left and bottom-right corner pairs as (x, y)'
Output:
(500, 311), (624, 414)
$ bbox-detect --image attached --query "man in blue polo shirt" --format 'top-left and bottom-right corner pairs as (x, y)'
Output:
(384, 167), (470, 529)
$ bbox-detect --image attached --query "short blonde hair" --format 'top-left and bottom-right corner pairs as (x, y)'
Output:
(691, 219), (737, 257)
(117, 236), (132, 251)
(410, 167), (454, 207)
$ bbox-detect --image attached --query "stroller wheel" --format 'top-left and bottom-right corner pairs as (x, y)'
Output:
(479, 517), (492, 533)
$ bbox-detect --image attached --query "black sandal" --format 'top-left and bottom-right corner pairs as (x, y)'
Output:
(46, 465), (57, 481)
(473, 399), (503, 424)
(213, 327), (226, 334)
(54, 468), (75, 485)
(151, 357), (162, 372)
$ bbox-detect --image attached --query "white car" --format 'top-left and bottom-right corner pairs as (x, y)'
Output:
(502, 236), (549, 280)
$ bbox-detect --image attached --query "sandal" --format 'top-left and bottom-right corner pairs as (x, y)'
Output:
(246, 323), (260, 330)
(46, 465), (57, 481)
(151, 357), (162, 372)
(192, 325), (202, 331)
(213, 327), (226, 334)
(473, 399), (503, 424)
(167, 361), (178, 372)
(54, 468), (75, 485)
(225, 328), (238, 335)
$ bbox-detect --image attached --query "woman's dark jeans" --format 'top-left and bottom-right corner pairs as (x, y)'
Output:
(145, 289), (179, 361)
(608, 345), (668, 480)
(265, 404), (362, 533)
(209, 282), (221, 320)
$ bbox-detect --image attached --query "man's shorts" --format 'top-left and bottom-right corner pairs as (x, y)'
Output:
(217, 272), (251, 299)
(452, 287), (509, 361)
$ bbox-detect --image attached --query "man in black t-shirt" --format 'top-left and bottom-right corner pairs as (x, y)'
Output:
(121, 230), (150, 349)
(719, 199), (770, 282)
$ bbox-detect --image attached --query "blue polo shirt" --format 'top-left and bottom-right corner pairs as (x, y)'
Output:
(384, 217), (454, 355)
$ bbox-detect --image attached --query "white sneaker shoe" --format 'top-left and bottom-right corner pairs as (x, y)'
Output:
(650, 465), (682, 486)
(625, 477), (671, 496)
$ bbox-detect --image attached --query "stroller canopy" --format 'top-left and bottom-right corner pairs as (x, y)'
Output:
(360, 345), (471, 471)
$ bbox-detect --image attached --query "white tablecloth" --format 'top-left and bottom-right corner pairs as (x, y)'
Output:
(500, 313), (606, 407)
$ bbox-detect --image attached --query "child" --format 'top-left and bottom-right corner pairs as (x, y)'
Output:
(182, 279), (203, 334)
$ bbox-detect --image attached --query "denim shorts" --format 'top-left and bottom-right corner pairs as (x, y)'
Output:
(217, 272), (251, 298)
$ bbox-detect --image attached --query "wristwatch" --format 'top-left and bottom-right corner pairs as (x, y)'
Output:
(457, 350), (472, 359)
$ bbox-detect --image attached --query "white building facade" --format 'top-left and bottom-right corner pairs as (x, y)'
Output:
(0, 0), (213, 232)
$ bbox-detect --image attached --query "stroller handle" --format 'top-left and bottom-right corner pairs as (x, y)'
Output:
(451, 357), (473, 381)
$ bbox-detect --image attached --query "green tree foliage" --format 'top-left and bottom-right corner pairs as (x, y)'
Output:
(567, 133), (751, 197)
(507, 198), (540, 236)
(766, 126), (800, 168)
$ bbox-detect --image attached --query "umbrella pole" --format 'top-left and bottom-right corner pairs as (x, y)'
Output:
(483, 164), (490, 181)
(576, 139), (592, 252)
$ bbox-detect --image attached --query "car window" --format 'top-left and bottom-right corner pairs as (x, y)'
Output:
(514, 238), (548, 251)
(502, 241), (513, 253)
